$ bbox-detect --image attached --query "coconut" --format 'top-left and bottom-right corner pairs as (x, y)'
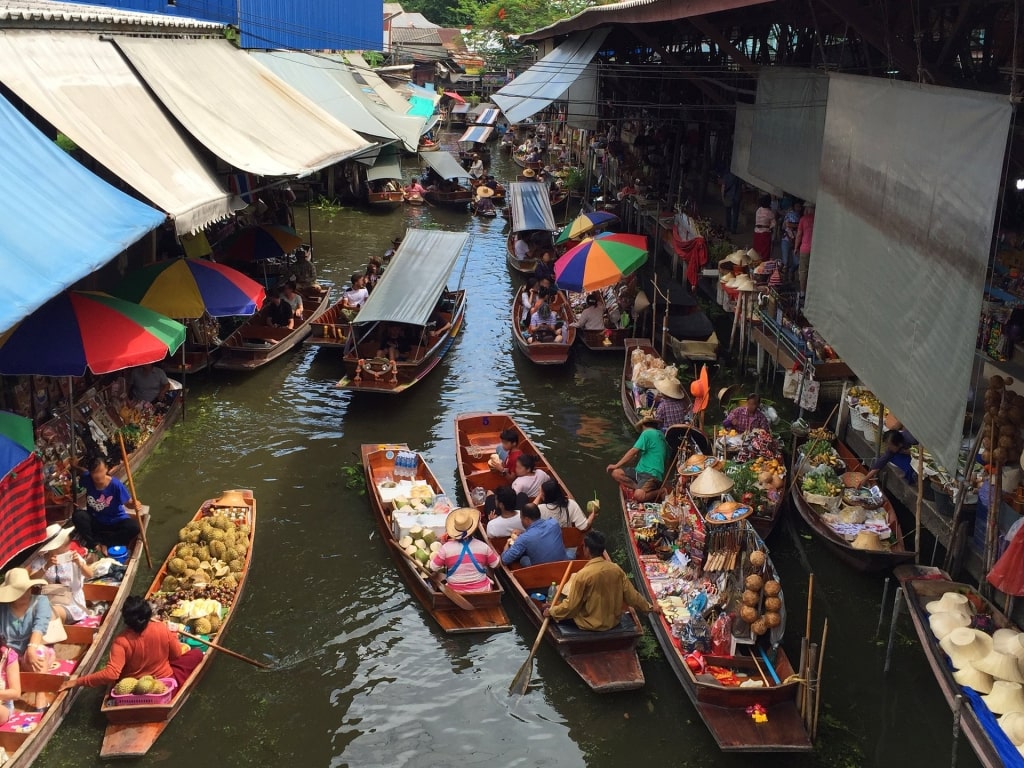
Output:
(398, 536), (414, 549)
(764, 612), (782, 628)
(413, 538), (427, 550)
(408, 525), (424, 540)
(751, 618), (769, 636)
(741, 590), (760, 607)
(403, 544), (418, 557)
(414, 549), (430, 566)
(740, 605), (758, 623)
(745, 574), (764, 591)
(749, 551), (766, 568)
(421, 530), (438, 547)
(764, 580), (781, 596)
(991, 375), (1007, 389)
(764, 596), (782, 612)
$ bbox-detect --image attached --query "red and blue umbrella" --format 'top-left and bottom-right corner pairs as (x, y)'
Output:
(0, 291), (186, 376)
(0, 411), (35, 477)
(220, 224), (302, 262)
(555, 211), (620, 245)
(554, 232), (649, 292)
(113, 258), (265, 318)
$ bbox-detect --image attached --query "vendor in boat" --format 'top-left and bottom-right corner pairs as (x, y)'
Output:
(544, 530), (660, 630)
(571, 293), (608, 331)
(261, 289), (294, 330)
(485, 486), (525, 537)
(60, 595), (204, 693)
(29, 524), (92, 624)
(404, 179), (426, 198)
(535, 480), (595, 531)
(469, 154), (485, 179)
(428, 508), (500, 593)
(865, 429), (917, 484)
(281, 281), (303, 321)
(474, 186), (496, 216)
(511, 454), (552, 501)
(533, 251), (556, 283)
(292, 247), (322, 295)
(129, 363), (171, 404)
(653, 377), (692, 431)
(72, 456), (141, 556)
(722, 394), (771, 434)
(606, 416), (669, 502)
(501, 504), (568, 567)
(378, 325), (412, 362)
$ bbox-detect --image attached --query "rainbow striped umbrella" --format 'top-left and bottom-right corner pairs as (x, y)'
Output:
(555, 211), (619, 245)
(220, 224), (302, 262)
(113, 258), (265, 318)
(554, 233), (648, 292)
(0, 411), (34, 477)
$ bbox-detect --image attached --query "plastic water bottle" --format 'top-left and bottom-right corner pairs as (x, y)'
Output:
(547, 581), (557, 604)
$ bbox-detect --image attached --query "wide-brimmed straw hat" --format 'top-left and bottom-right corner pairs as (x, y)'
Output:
(723, 250), (747, 266)
(213, 490), (248, 508)
(445, 508), (480, 540)
(954, 664), (994, 694)
(633, 414), (662, 431)
(974, 649), (1024, 684)
(929, 611), (971, 640)
(0, 568), (47, 603)
(654, 377), (686, 400)
(983, 680), (1024, 714)
(1000, 712), (1024, 745)
(39, 524), (72, 554)
(720, 273), (736, 286)
(850, 531), (885, 551)
(689, 466), (734, 497)
(926, 592), (972, 617)
(689, 365), (710, 413)
(939, 627), (993, 669)
(732, 275), (757, 292)
(476, 186), (495, 198)
(746, 248), (761, 262)
(522, 168), (536, 178)
(995, 629), (1024, 658)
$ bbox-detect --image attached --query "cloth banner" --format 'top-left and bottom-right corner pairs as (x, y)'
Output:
(730, 103), (775, 193)
(0, 454), (47, 568)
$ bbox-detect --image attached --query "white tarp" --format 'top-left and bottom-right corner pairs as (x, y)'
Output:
(492, 28), (609, 125)
(365, 148), (403, 182)
(731, 103), (775, 192)
(748, 68), (828, 202)
(565, 62), (600, 130)
(115, 38), (372, 177)
(420, 151), (468, 179)
(346, 53), (417, 116)
(0, 31), (236, 234)
(805, 74), (1011, 472)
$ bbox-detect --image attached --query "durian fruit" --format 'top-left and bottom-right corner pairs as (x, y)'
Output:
(196, 545), (211, 563)
(175, 544), (195, 559)
(234, 538), (249, 553)
(192, 570), (210, 584)
(160, 575), (180, 593)
(212, 515), (232, 531)
(182, 568), (197, 582)
(200, 523), (215, 542)
(223, 530), (237, 547)
(181, 556), (198, 571)
(207, 614), (222, 633)
(221, 574), (238, 590)
(193, 617), (212, 635)
(114, 677), (138, 695)
(210, 529), (226, 543)
(133, 676), (156, 695)
(209, 540), (227, 560)
(228, 559), (243, 573)
(149, 679), (168, 695)
(177, 527), (191, 542)
(238, 524), (251, 536)
(187, 520), (203, 532)
(224, 547), (239, 563)
(167, 557), (186, 576)
(187, 529), (203, 544)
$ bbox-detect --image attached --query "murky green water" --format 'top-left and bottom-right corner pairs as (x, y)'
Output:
(39, 146), (979, 768)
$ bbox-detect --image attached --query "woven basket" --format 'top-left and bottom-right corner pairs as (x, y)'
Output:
(804, 491), (842, 512)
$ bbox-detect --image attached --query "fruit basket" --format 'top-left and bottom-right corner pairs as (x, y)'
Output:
(109, 677), (177, 706)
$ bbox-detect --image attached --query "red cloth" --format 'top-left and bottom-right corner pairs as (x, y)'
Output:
(752, 231), (771, 260)
(170, 648), (204, 688)
(988, 532), (1024, 595)
(671, 226), (707, 289)
(76, 622), (184, 687)
(0, 454), (46, 568)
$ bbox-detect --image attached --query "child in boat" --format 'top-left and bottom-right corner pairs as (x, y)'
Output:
(29, 524), (93, 623)
(488, 428), (522, 479)
(0, 634), (21, 724)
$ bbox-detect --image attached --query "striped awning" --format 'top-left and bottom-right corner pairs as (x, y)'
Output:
(473, 108), (500, 125)
(458, 125), (494, 144)
(507, 182), (556, 232)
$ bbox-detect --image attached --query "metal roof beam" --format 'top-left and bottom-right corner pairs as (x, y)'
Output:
(689, 15), (758, 71)
(626, 25), (729, 104)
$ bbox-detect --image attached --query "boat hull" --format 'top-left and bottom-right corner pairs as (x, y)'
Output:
(512, 286), (575, 365)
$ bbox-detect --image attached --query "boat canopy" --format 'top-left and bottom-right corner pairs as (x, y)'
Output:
(354, 229), (468, 327)
(508, 182), (556, 233)
(472, 107), (499, 126)
(420, 150), (468, 180)
(451, 103), (471, 115)
(365, 146), (403, 182)
(457, 125), (494, 144)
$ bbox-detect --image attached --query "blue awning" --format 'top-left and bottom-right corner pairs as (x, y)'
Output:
(458, 125), (494, 144)
(0, 93), (164, 335)
(507, 182), (556, 232)
(473, 108), (500, 126)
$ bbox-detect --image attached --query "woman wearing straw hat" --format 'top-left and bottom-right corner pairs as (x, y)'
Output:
(473, 185), (496, 217)
(653, 376), (692, 433)
(428, 509), (500, 593)
(0, 568), (56, 674)
(29, 524), (93, 624)
(607, 416), (669, 502)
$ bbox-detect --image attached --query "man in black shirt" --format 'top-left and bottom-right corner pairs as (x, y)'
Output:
(263, 290), (294, 329)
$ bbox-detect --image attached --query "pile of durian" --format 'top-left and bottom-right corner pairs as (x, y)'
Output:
(157, 513), (250, 595)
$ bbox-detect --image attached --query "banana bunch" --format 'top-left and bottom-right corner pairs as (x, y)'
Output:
(808, 427), (834, 442)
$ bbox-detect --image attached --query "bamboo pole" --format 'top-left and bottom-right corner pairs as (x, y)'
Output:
(915, 448), (925, 564)
(800, 573), (814, 717)
(884, 587), (903, 673)
(804, 642), (819, 731)
(812, 618), (828, 739)
(874, 577), (891, 639)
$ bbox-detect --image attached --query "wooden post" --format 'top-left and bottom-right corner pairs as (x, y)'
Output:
(874, 577), (891, 639)
(884, 587), (903, 673)
(942, 429), (985, 573)
(951, 693), (963, 768)
(915, 448), (925, 563)
(804, 642), (819, 731)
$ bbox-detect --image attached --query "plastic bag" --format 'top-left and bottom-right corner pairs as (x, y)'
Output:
(680, 617), (712, 653)
(710, 612), (732, 656)
(800, 371), (820, 411)
(783, 368), (801, 400)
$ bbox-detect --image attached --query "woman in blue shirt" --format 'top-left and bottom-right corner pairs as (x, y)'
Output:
(71, 457), (141, 555)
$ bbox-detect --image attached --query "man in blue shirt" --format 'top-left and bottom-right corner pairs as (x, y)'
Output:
(501, 504), (567, 566)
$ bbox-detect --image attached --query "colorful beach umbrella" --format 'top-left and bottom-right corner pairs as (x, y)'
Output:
(0, 291), (186, 376)
(0, 411), (35, 477)
(219, 224), (302, 262)
(555, 211), (620, 245)
(113, 258), (266, 318)
(554, 233), (649, 293)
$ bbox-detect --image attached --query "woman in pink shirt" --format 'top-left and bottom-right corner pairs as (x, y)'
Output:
(794, 202), (815, 293)
(752, 194), (775, 260)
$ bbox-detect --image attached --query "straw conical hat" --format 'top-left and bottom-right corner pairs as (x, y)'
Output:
(746, 248), (761, 262)
(689, 466), (734, 498)
(732, 275), (757, 292)
(954, 664), (994, 694)
(475, 186), (495, 198)
(930, 611), (972, 640)
(926, 592), (972, 618)
(983, 680), (1024, 714)
(213, 490), (248, 508)
(940, 627), (993, 669)
(850, 531), (885, 551)
(1000, 712), (1024, 745)
(975, 649), (1024, 684)
(994, 628), (1024, 656)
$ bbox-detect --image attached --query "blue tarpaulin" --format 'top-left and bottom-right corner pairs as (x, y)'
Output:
(408, 95), (436, 118)
(0, 94), (164, 335)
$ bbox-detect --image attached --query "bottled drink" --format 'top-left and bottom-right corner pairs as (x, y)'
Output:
(547, 581), (557, 604)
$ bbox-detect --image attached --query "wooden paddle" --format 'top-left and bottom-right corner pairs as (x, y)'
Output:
(116, 433), (152, 569)
(174, 627), (270, 669)
(509, 561), (574, 696)
(386, 539), (475, 611)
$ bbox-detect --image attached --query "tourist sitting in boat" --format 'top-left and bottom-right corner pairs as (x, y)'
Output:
(341, 274), (369, 319)
(261, 289), (294, 330)
(535, 480), (594, 531)
(281, 281), (303, 321)
(653, 377), (692, 431)
(365, 262), (381, 293)
(426, 308), (452, 341)
(520, 278), (538, 323)
(129, 363), (171, 404)
(29, 524), (92, 624)
(722, 394), (771, 434)
(428, 508), (499, 593)
(492, 427), (523, 479)
(534, 251), (556, 283)
(865, 429), (917, 484)
(572, 294), (607, 331)
(378, 324), (412, 362)
(384, 238), (401, 262)
(485, 486), (524, 537)
(501, 504), (567, 567)
(474, 188), (496, 216)
(405, 179), (425, 198)
(483, 176), (499, 191)
(511, 454), (552, 501)
(469, 154), (485, 179)
(545, 530), (660, 630)
(292, 247), (323, 295)
(529, 302), (562, 344)
(0, 634), (22, 724)
(72, 456), (141, 556)
(0, 568), (57, 674)
(60, 595), (204, 694)
(606, 415), (669, 502)
(514, 234), (532, 263)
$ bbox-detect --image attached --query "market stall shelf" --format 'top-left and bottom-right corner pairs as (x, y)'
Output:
(214, 288), (333, 371)
(362, 443), (511, 634)
(99, 491), (256, 758)
(114, 398), (182, 486)
(0, 518), (147, 768)
(512, 287), (575, 366)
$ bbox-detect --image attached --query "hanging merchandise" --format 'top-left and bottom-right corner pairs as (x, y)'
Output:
(800, 369), (820, 412)
(783, 365), (802, 401)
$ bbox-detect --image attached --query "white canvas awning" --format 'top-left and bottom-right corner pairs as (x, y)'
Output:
(346, 53), (417, 115)
(114, 37), (372, 177)
(365, 148), (403, 182)
(492, 28), (609, 125)
(507, 182), (556, 232)
(420, 151), (467, 179)
(0, 31), (236, 234)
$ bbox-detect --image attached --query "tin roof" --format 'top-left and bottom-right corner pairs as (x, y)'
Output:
(0, 0), (224, 30)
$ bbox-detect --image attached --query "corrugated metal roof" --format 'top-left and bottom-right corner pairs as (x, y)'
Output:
(0, 0), (223, 28)
(390, 11), (438, 28)
(522, 0), (769, 41)
(391, 26), (442, 45)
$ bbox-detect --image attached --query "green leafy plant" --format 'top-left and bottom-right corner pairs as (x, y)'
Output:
(340, 463), (365, 492)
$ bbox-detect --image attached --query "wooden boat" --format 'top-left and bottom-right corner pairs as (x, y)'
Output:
(0, 519), (146, 767)
(569, 296), (631, 352)
(513, 150), (544, 170)
(112, 397), (183, 485)
(404, 192), (425, 206)
(550, 190), (569, 214)
(361, 443), (511, 634)
(506, 233), (537, 277)
(337, 229), (469, 394)
(423, 187), (474, 209)
(214, 287), (333, 371)
(99, 492), (256, 758)
(895, 565), (1015, 768)
(470, 179), (505, 203)
(474, 205), (497, 219)
(506, 182), (557, 280)
(512, 286), (575, 365)
(418, 139), (440, 152)
(619, 487), (813, 752)
(789, 440), (915, 572)
(367, 188), (405, 211)
(303, 297), (352, 349)
(162, 317), (222, 374)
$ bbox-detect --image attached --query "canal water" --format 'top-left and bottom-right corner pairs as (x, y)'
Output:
(42, 146), (977, 768)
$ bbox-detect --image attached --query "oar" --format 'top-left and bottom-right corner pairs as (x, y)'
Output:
(174, 627), (271, 669)
(116, 433), (152, 569)
(509, 561), (574, 696)
(386, 539), (475, 611)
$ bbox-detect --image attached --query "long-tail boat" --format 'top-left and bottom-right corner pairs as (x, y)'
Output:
(512, 286), (575, 366)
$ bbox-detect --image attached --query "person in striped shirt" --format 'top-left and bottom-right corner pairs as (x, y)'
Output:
(428, 508), (499, 593)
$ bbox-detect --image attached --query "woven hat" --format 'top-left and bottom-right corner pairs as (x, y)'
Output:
(954, 664), (994, 694)
(720, 273), (736, 286)
(445, 507), (480, 540)
(689, 466), (734, 497)
(926, 592), (972, 617)
(732, 275), (757, 292)
(723, 250), (746, 266)
(213, 490), (248, 508)
(850, 531), (885, 551)
(939, 627), (993, 669)
(689, 364), (709, 413)
(983, 680), (1024, 714)
(929, 611), (971, 640)
(746, 248), (761, 262)
(975, 649), (1024, 684)
(522, 168), (536, 178)
(1000, 712), (1024, 745)
(633, 414), (662, 431)
(476, 186), (495, 198)
(39, 524), (72, 553)
(717, 385), (739, 405)
(994, 629), (1024, 658)
(0, 568), (47, 603)
(654, 377), (686, 400)
(633, 290), (651, 313)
